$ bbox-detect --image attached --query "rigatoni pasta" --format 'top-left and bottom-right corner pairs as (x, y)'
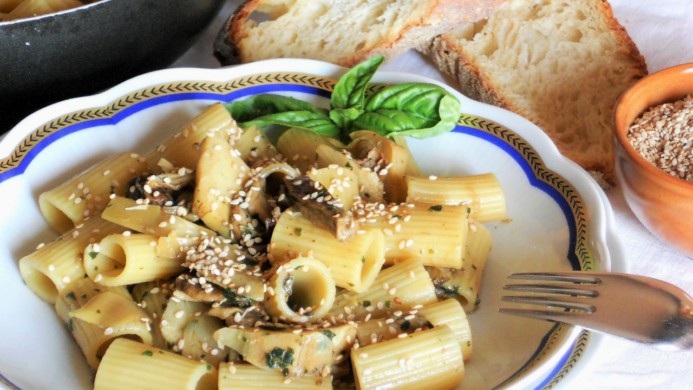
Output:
(39, 152), (150, 233)
(83, 233), (182, 286)
(3, 0), (84, 21)
(269, 211), (386, 293)
(55, 278), (152, 368)
(19, 216), (125, 303)
(361, 203), (470, 268)
(406, 173), (506, 222)
(21, 100), (502, 389)
(93, 338), (217, 390)
(351, 325), (465, 390)
(218, 363), (332, 389)
(265, 256), (337, 322)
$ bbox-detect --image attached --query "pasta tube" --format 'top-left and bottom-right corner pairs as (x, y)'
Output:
(351, 325), (464, 390)
(307, 165), (359, 210)
(265, 256), (336, 323)
(277, 128), (345, 173)
(192, 132), (250, 238)
(361, 203), (470, 268)
(84, 233), (183, 286)
(0, 0), (24, 13)
(218, 363), (332, 389)
(315, 144), (384, 203)
(94, 338), (217, 390)
(19, 216), (124, 304)
(348, 131), (411, 203)
(39, 152), (150, 232)
(144, 102), (240, 169)
(215, 324), (355, 378)
(427, 222), (493, 312)
(406, 173), (506, 222)
(419, 299), (473, 360)
(101, 196), (216, 238)
(330, 258), (437, 321)
(233, 125), (278, 164)
(4, 0), (82, 21)
(131, 281), (172, 349)
(353, 299), (471, 361)
(269, 211), (385, 293)
(55, 280), (153, 368)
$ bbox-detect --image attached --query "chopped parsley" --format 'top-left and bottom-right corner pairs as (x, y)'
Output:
(221, 289), (255, 309)
(435, 284), (461, 297)
(88, 251), (98, 259)
(265, 347), (294, 370)
(142, 350), (154, 357)
(320, 330), (336, 340)
(428, 205), (443, 212)
(65, 292), (76, 301)
(294, 227), (302, 237)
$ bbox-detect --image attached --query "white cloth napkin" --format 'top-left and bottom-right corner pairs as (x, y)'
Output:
(174, 0), (693, 388)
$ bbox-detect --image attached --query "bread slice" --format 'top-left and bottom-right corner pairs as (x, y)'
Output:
(422, 0), (648, 185)
(215, 0), (504, 67)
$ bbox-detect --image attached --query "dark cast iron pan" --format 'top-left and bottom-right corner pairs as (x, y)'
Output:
(0, 0), (225, 133)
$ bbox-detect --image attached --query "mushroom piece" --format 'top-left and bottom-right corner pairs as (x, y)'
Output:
(282, 175), (358, 241)
(173, 273), (226, 303)
(348, 130), (410, 203)
(229, 162), (300, 246)
(126, 171), (195, 206)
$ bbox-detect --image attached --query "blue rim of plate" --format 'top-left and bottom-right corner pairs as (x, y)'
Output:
(0, 72), (597, 389)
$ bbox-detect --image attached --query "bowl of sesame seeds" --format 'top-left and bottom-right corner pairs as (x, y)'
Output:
(614, 62), (693, 258)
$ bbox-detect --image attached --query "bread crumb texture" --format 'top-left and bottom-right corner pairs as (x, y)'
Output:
(229, 0), (503, 66)
(424, 0), (648, 183)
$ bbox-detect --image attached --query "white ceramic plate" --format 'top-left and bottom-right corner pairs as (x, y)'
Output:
(0, 59), (625, 389)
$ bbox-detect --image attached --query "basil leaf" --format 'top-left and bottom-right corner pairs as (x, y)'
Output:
(364, 83), (447, 114)
(351, 109), (433, 135)
(389, 95), (461, 139)
(242, 111), (340, 137)
(331, 55), (384, 111)
(329, 107), (362, 129)
(226, 94), (326, 122)
(353, 83), (460, 138)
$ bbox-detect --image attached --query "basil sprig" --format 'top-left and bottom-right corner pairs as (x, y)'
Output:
(225, 55), (461, 139)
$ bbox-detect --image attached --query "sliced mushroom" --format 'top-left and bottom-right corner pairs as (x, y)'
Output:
(125, 171), (195, 206)
(348, 130), (410, 203)
(282, 175), (358, 241)
(173, 273), (226, 303)
(229, 161), (300, 246)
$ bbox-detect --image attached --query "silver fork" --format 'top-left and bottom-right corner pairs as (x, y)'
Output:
(499, 271), (693, 351)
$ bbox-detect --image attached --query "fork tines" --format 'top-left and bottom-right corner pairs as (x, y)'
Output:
(499, 272), (601, 320)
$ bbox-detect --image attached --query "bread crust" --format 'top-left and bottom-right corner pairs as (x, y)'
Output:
(215, 0), (504, 67)
(423, 0), (648, 184)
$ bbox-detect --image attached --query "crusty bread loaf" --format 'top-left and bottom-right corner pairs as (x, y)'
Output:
(215, 0), (503, 67)
(422, 0), (648, 185)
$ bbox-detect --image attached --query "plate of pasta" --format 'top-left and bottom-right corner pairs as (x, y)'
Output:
(0, 58), (624, 390)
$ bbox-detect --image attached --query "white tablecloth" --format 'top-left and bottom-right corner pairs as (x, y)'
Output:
(174, 1), (693, 388)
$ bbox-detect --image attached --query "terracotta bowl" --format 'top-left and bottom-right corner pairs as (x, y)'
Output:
(613, 63), (693, 258)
